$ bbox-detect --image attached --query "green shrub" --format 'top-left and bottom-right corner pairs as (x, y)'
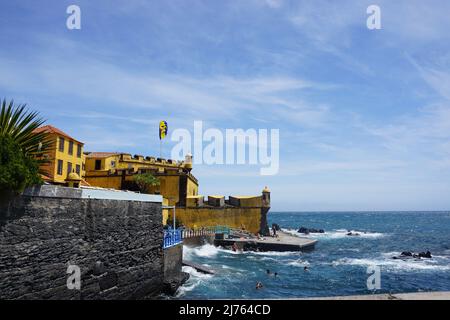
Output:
(0, 135), (42, 197)
(133, 173), (160, 193)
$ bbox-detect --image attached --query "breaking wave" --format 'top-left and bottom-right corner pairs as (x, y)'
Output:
(176, 266), (213, 297)
(183, 244), (221, 259)
(332, 252), (450, 272)
(287, 259), (310, 267)
(282, 228), (385, 240)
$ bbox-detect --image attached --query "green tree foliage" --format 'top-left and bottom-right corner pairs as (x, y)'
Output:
(0, 99), (51, 198)
(133, 173), (160, 193)
(0, 136), (42, 196)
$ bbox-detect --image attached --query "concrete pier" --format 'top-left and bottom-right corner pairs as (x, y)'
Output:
(182, 261), (216, 275)
(214, 230), (317, 252)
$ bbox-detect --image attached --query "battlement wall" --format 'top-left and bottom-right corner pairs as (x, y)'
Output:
(185, 195), (264, 208)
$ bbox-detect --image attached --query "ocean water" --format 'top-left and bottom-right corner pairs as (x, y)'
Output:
(177, 212), (450, 299)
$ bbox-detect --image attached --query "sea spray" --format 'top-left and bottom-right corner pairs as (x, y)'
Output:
(281, 228), (385, 240)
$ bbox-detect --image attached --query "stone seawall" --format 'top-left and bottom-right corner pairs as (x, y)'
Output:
(163, 243), (188, 294)
(0, 186), (169, 300)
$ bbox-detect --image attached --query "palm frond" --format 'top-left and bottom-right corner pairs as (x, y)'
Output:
(0, 98), (50, 156)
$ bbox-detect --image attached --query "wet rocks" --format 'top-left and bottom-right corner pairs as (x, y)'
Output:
(392, 251), (432, 259)
(297, 227), (324, 234)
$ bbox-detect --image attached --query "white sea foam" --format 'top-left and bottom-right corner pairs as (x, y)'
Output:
(338, 248), (361, 252)
(332, 253), (450, 272)
(287, 259), (310, 267)
(251, 250), (300, 257)
(182, 266), (214, 279)
(176, 266), (213, 297)
(282, 228), (385, 240)
(183, 244), (221, 259)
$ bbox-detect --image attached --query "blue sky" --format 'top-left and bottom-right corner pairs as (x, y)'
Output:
(1, 0), (450, 211)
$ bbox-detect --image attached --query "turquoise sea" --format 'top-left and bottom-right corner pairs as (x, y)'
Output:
(177, 212), (450, 299)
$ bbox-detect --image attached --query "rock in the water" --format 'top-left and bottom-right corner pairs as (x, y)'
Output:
(346, 232), (360, 236)
(418, 251), (432, 258)
(297, 226), (324, 234)
(392, 251), (432, 260)
(297, 227), (309, 234)
(163, 272), (190, 295)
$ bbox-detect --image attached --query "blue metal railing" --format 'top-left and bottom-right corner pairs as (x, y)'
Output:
(163, 228), (183, 249)
(181, 225), (231, 239)
(215, 225), (230, 235)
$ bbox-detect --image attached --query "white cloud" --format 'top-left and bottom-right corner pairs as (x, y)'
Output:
(264, 0), (283, 9)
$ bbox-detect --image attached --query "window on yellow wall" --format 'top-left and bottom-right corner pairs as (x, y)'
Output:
(57, 160), (63, 175)
(67, 162), (72, 175)
(76, 164), (80, 175)
(59, 137), (65, 152)
(77, 144), (82, 158)
(95, 160), (101, 170)
(68, 141), (73, 155)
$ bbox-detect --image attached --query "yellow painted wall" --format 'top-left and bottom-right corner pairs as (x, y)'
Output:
(162, 198), (169, 225)
(187, 178), (198, 196)
(39, 138), (57, 180)
(171, 207), (262, 234)
(85, 169), (198, 207)
(85, 155), (120, 171)
(186, 195), (204, 207)
(44, 133), (85, 184)
(156, 175), (180, 204)
(230, 196), (262, 207)
(84, 176), (122, 189)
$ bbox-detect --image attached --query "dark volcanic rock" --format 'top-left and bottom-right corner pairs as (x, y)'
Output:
(392, 251), (432, 260)
(0, 190), (166, 300)
(418, 251), (432, 259)
(163, 272), (190, 295)
(297, 226), (324, 234)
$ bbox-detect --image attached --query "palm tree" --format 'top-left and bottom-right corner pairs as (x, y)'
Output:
(0, 99), (51, 198)
(0, 99), (51, 158)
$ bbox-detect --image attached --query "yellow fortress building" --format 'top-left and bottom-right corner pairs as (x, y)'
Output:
(33, 125), (271, 235)
(33, 125), (86, 185)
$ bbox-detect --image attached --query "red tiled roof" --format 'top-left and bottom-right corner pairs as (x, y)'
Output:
(85, 152), (121, 158)
(40, 173), (53, 181)
(80, 179), (91, 186)
(33, 125), (83, 144)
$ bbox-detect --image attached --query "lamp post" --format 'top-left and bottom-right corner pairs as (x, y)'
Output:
(173, 206), (176, 231)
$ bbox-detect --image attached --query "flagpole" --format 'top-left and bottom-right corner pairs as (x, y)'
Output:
(159, 120), (167, 159)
